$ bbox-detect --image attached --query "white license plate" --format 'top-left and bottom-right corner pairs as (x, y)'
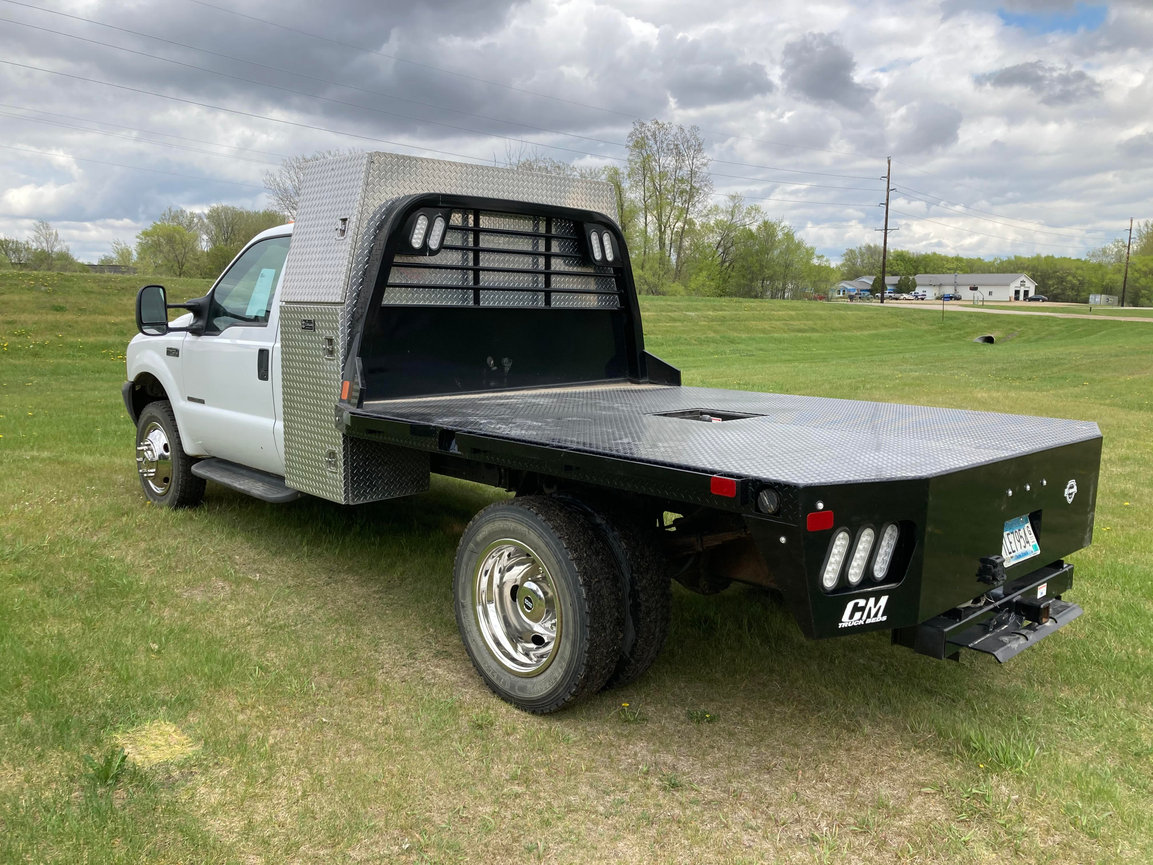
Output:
(1002, 515), (1040, 566)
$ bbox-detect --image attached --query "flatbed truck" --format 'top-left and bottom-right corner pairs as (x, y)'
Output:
(125, 152), (1100, 712)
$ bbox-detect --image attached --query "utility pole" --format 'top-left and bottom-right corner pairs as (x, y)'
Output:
(875, 157), (896, 303)
(1120, 218), (1133, 308)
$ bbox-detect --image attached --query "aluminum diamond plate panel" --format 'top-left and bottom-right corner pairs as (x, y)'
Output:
(281, 302), (428, 503)
(280, 153), (370, 304)
(358, 384), (1101, 486)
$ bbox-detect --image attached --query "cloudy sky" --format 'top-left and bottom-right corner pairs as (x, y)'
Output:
(1, 0), (1150, 264)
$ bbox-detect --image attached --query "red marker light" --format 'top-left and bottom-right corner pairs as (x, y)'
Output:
(340, 380), (351, 400)
(806, 510), (835, 531)
(710, 476), (737, 498)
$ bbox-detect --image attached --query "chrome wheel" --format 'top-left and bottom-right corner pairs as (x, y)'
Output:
(136, 420), (173, 497)
(473, 539), (560, 676)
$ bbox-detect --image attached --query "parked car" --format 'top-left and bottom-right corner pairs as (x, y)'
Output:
(912, 292), (927, 300)
(1026, 294), (1048, 302)
(941, 293), (961, 301)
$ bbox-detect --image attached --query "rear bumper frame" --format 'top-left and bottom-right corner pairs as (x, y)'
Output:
(892, 561), (1081, 662)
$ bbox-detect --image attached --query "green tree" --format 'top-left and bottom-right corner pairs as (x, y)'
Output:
(136, 212), (202, 277)
(201, 205), (285, 276)
(97, 240), (135, 269)
(897, 274), (917, 293)
(839, 243), (882, 280)
(0, 236), (32, 269)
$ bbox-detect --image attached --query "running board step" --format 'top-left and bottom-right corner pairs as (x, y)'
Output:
(191, 459), (301, 503)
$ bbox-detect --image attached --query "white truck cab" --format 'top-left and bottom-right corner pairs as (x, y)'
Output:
(125, 224), (294, 501)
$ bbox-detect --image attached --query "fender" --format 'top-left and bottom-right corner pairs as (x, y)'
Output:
(125, 332), (206, 457)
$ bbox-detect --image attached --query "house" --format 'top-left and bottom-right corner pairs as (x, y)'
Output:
(915, 273), (1037, 301)
(833, 275), (900, 299)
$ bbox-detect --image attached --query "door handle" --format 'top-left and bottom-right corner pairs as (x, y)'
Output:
(257, 348), (269, 381)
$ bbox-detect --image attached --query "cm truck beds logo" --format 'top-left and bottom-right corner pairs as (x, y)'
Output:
(839, 595), (890, 628)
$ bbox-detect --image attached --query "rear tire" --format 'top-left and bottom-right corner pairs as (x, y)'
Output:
(134, 401), (205, 508)
(453, 496), (623, 713)
(584, 509), (671, 689)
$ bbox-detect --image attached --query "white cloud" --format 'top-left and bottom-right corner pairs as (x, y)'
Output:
(0, 0), (1149, 263)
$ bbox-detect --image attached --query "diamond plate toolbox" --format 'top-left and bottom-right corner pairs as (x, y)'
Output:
(280, 302), (427, 504)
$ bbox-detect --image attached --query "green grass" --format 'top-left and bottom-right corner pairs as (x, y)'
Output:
(3, 278), (1153, 863)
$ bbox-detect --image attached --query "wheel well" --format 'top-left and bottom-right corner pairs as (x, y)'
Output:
(128, 373), (168, 422)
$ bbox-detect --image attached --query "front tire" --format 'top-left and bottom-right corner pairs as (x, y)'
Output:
(134, 400), (205, 508)
(453, 497), (623, 713)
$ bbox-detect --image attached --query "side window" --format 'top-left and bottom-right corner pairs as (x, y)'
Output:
(208, 236), (291, 332)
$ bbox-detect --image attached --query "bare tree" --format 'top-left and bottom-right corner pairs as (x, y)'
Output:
(626, 120), (712, 285)
(30, 220), (63, 259)
(264, 149), (358, 219)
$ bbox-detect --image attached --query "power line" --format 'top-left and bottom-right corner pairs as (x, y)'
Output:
(894, 184), (1114, 240)
(0, 106), (284, 167)
(889, 209), (1096, 251)
(711, 191), (876, 209)
(0, 142), (266, 189)
(0, 11), (900, 195)
(181, 0), (884, 161)
(0, 59), (501, 165)
(0, 0), (634, 154)
(0, 101), (291, 162)
(0, 14), (630, 165)
(894, 181), (1111, 238)
(4, 0), (889, 181)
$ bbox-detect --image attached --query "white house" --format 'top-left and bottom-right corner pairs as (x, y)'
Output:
(915, 273), (1038, 301)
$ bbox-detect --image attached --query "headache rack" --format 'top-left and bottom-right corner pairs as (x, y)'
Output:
(382, 206), (624, 310)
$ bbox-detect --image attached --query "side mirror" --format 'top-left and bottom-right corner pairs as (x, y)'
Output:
(136, 284), (169, 335)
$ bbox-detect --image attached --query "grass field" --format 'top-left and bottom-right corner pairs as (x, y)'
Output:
(2, 274), (1152, 864)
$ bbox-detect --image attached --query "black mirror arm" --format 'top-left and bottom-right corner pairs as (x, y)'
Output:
(165, 295), (210, 335)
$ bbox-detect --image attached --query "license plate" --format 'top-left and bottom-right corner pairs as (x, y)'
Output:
(1002, 514), (1040, 566)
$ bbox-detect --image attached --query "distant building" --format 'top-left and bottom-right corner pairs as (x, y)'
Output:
(833, 275), (899, 299)
(86, 264), (138, 275)
(916, 273), (1037, 301)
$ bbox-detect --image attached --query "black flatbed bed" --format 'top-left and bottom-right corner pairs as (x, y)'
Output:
(344, 382), (1100, 488)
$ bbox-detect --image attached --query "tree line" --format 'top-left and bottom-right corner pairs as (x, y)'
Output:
(1, 125), (1148, 305)
(0, 206), (284, 279)
(838, 225), (1153, 306)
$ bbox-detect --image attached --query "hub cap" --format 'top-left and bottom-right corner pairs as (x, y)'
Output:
(136, 421), (173, 496)
(473, 540), (560, 676)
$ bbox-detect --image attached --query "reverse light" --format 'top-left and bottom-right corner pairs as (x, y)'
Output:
(822, 530), (851, 590)
(410, 214), (429, 249)
(846, 527), (875, 586)
(428, 214), (447, 252)
(873, 523), (900, 581)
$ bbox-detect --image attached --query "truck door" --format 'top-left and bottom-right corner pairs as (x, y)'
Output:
(180, 235), (290, 475)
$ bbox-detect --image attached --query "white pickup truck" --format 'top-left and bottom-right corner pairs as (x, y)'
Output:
(124, 152), (1100, 713)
